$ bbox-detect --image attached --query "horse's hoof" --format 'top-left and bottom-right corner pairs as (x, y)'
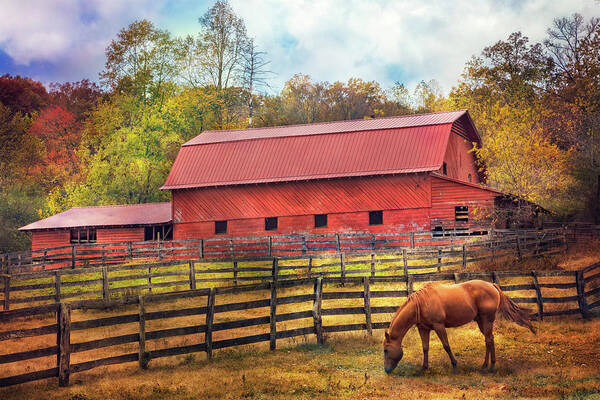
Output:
(488, 366), (496, 374)
(452, 366), (459, 375)
(479, 368), (488, 374)
(417, 367), (427, 376)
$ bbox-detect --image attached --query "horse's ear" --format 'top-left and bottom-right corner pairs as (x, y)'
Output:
(384, 331), (390, 340)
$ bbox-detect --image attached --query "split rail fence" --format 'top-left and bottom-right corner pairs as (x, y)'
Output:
(0, 262), (598, 388)
(0, 231), (566, 310)
(0, 229), (562, 273)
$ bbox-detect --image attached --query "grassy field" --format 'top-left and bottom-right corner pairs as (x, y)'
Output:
(1, 240), (599, 400)
(1, 317), (599, 400)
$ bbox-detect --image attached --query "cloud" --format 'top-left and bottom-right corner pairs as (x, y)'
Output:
(1, 0), (599, 92)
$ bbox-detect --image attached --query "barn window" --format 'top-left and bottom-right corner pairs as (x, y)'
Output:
(70, 228), (97, 244)
(369, 210), (383, 225)
(455, 206), (469, 222)
(265, 217), (278, 231)
(432, 225), (444, 237)
(314, 214), (327, 228)
(215, 220), (227, 234)
(144, 224), (173, 241)
(442, 162), (447, 175)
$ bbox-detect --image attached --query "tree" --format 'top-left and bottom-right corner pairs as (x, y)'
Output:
(100, 20), (177, 106)
(28, 106), (81, 190)
(0, 74), (49, 116)
(49, 80), (103, 121)
(240, 39), (273, 127)
(198, 0), (248, 90)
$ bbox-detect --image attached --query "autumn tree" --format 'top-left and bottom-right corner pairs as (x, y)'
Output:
(198, 0), (248, 90)
(100, 20), (177, 106)
(240, 39), (273, 127)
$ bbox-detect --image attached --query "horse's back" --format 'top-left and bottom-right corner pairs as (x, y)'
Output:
(422, 280), (499, 327)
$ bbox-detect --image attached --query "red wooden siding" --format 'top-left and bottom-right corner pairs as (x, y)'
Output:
(96, 227), (145, 243)
(31, 230), (71, 251)
(430, 175), (497, 229)
(172, 174), (431, 223)
(441, 123), (480, 184)
(173, 208), (431, 240)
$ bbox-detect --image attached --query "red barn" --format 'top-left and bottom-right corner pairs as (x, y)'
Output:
(21, 110), (504, 251)
(161, 110), (501, 239)
(19, 203), (172, 250)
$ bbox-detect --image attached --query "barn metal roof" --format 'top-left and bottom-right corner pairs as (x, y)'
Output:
(162, 110), (476, 190)
(20, 203), (172, 231)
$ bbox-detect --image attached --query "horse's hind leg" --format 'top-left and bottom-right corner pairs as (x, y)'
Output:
(477, 315), (496, 373)
(417, 325), (430, 372)
(433, 323), (458, 374)
(475, 317), (490, 372)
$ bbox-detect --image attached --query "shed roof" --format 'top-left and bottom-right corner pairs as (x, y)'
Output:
(20, 202), (171, 231)
(162, 110), (480, 190)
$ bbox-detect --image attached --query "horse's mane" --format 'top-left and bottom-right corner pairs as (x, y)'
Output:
(390, 282), (436, 329)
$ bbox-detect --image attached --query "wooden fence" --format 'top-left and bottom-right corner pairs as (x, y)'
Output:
(0, 261), (598, 389)
(1, 229), (560, 273)
(0, 231), (566, 310)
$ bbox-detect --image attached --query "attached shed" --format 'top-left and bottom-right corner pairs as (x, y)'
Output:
(20, 203), (172, 250)
(162, 110), (502, 239)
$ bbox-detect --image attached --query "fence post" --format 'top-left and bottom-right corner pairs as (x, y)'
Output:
(575, 270), (590, 319)
(57, 303), (71, 387)
(3, 275), (10, 311)
(54, 271), (61, 303)
(492, 271), (500, 285)
(302, 236), (307, 254)
(188, 261), (196, 290)
(370, 253), (375, 277)
(267, 236), (272, 257)
(200, 239), (205, 259)
(531, 272), (543, 320)
(307, 256), (313, 278)
(147, 265), (152, 293)
(270, 282), (277, 350)
(229, 239), (234, 258)
(205, 288), (215, 359)
(71, 246), (75, 269)
(410, 232), (415, 249)
(128, 242), (133, 260)
(42, 250), (47, 269)
(233, 261), (238, 286)
(138, 295), (149, 369)
(340, 253), (346, 286)
(271, 258), (279, 283)
(454, 273), (460, 284)
(516, 234), (522, 260)
(371, 235), (376, 251)
(437, 249), (442, 273)
(335, 234), (341, 252)
(402, 249), (408, 277)
(101, 265), (109, 302)
(407, 274), (414, 295)
(363, 277), (372, 336)
(101, 244), (106, 266)
(158, 239), (163, 260)
(312, 278), (324, 345)
(462, 245), (466, 269)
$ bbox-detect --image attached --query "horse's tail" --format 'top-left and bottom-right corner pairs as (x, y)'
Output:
(493, 284), (536, 334)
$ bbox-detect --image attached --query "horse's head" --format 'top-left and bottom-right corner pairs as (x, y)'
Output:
(383, 331), (403, 374)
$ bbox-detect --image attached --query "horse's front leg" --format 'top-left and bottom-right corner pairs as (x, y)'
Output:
(417, 325), (430, 372)
(433, 323), (458, 374)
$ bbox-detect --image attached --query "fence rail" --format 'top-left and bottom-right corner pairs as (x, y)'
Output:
(0, 260), (598, 388)
(0, 231), (566, 310)
(1, 228), (564, 273)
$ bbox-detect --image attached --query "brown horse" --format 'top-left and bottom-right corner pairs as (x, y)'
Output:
(383, 280), (535, 375)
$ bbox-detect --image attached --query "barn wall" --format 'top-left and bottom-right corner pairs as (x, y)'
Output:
(172, 174), (431, 222)
(31, 230), (71, 251)
(173, 208), (431, 240)
(430, 176), (496, 230)
(96, 227), (145, 243)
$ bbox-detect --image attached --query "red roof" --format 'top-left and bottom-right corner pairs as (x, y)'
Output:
(162, 110), (478, 190)
(20, 203), (171, 231)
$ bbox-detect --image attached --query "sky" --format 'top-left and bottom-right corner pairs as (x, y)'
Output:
(1, 0), (599, 94)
